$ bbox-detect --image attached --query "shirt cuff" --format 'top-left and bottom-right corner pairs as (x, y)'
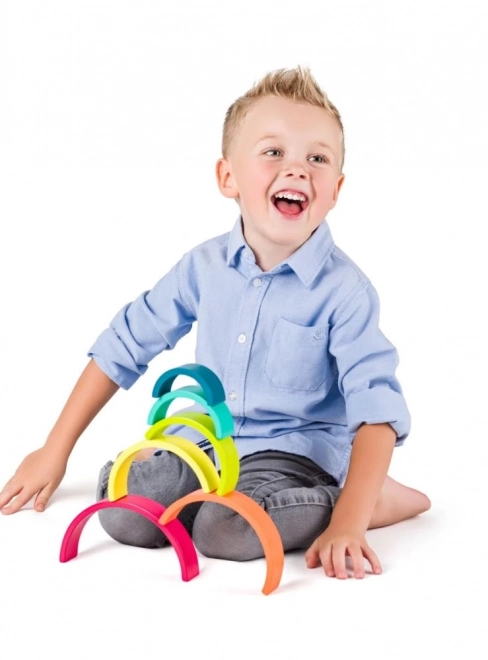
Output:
(346, 387), (411, 444)
(88, 330), (149, 390)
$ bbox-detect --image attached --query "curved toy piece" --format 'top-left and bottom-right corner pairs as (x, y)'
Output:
(152, 363), (226, 406)
(145, 412), (239, 496)
(160, 490), (285, 595)
(147, 385), (234, 439)
(107, 438), (220, 501)
(59, 494), (199, 582)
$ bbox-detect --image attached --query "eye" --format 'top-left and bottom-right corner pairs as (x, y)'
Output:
(309, 154), (328, 164)
(264, 148), (282, 157)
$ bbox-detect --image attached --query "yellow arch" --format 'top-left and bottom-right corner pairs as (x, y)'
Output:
(145, 412), (239, 496)
(107, 437), (220, 501)
(160, 489), (284, 595)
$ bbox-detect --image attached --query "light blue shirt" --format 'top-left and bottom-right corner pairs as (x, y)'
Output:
(88, 217), (410, 484)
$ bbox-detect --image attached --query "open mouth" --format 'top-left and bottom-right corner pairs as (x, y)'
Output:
(271, 190), (310, 218)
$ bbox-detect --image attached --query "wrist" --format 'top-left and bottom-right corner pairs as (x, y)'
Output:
(44, 431), (75, 462)
(329, 482), (376, 532)
(327, 511), (368, 536)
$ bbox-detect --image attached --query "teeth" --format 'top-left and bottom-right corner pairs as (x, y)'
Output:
(274, 191), (307, 202)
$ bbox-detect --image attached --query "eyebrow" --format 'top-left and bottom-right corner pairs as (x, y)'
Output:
(254, 135), (334, 151)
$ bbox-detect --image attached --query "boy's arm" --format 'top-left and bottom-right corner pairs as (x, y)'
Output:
(331, 422), (396, 530)
(43, 358), (120, 459)
(305, 422), (396, 578)
(2, 258), (197, 515)
(306, 279), (411, 577)
(0, 359), (119, 514)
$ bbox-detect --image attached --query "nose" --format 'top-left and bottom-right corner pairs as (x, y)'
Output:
(282, 159), (309, 179)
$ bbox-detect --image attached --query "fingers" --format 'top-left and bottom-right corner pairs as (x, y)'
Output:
(305, 539), (338, 577)
(0, 482), (14, 509)
(331, 542), (348, 579)
(310, 539), (381, 579)
(34, 484), (56, 512)
(0, 481), (22, 511)
(348, 544), (366, 579)
(304, 541), (320, 568)
(333, 542), (379, 578)
(0, 483), (35, 515)
(322, 545), (334, 578)
(0, 479), (56, 515)
(362, 543), (382, 575)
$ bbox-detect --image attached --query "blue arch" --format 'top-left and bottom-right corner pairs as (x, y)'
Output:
(152, 363), (225, 406)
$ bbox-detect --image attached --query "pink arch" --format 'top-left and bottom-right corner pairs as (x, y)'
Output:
(59, 494), (199, 583)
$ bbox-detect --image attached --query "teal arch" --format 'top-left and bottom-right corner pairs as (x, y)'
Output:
(147, 385), (234, 439)
(152, 363), (225, 406)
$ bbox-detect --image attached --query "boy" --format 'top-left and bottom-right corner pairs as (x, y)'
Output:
(0, 66), (430, 579)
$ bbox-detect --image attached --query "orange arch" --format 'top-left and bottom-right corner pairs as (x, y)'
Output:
(160, 489), (284, 595)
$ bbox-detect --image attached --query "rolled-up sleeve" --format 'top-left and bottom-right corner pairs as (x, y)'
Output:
(88, 259), (195, 389)
(328, 281), (410, 444)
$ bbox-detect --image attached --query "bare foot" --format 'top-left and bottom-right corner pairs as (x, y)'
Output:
(132, 447), (158, 461)
(369, 476), (431, 529)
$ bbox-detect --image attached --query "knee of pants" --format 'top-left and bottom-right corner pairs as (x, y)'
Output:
(96, 460), (169, 549)
(95, 453), (202, 549)
(98, 506), (170, 549)
(192, 501), (265, 561)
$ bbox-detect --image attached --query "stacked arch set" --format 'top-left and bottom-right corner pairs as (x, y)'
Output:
(59, 363), (285, 595)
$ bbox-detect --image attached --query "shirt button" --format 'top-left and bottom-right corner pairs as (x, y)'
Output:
(253, 278), (262, 287)
(237, 333), (247, 343)
(228, 391), (238, 401)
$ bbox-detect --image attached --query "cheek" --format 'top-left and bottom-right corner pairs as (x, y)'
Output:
(256, 164), (278, 192)
(236, 160), (277, 205)
(245, 168), (274, 199)
(316, 177), (339, 202)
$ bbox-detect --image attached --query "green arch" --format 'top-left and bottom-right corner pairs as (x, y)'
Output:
(146, 412), (239, 495)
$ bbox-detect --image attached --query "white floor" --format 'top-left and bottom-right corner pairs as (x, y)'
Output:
(1, 430), (486, 659)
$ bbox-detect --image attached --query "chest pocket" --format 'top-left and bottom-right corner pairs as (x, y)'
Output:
(265, 318), (332, 392)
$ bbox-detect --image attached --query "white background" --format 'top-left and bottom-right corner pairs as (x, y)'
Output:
(1, 1), (487, 657)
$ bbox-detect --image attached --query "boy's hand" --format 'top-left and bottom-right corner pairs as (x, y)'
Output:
(0, 447), (67, 514)
(304, 525), (382, 579)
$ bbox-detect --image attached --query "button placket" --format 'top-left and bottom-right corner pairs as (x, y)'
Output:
(224, 275), (269, 415)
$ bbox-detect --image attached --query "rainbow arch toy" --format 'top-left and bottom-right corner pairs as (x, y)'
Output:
(60, 363), (285, 595)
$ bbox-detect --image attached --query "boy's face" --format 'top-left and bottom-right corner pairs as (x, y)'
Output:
(216, 96), (345, 270)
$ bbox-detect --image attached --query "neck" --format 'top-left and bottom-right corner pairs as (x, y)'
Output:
(248, 240), (296, 272)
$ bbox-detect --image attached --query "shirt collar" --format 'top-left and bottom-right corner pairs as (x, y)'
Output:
(226, 215), (335, 287)
(283, 220), (335, 286)
(226, 215), (249, 267)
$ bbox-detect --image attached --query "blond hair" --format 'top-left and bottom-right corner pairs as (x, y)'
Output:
(222, 66), (345, 170)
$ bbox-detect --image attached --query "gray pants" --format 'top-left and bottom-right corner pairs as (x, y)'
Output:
(96, 449), (341, 561)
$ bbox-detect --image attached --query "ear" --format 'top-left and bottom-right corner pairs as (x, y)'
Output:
(330, 173), (345, 209)
(216, 158), (239, 199)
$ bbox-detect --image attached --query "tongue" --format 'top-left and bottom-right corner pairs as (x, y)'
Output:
(276, 199), (302, 215)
